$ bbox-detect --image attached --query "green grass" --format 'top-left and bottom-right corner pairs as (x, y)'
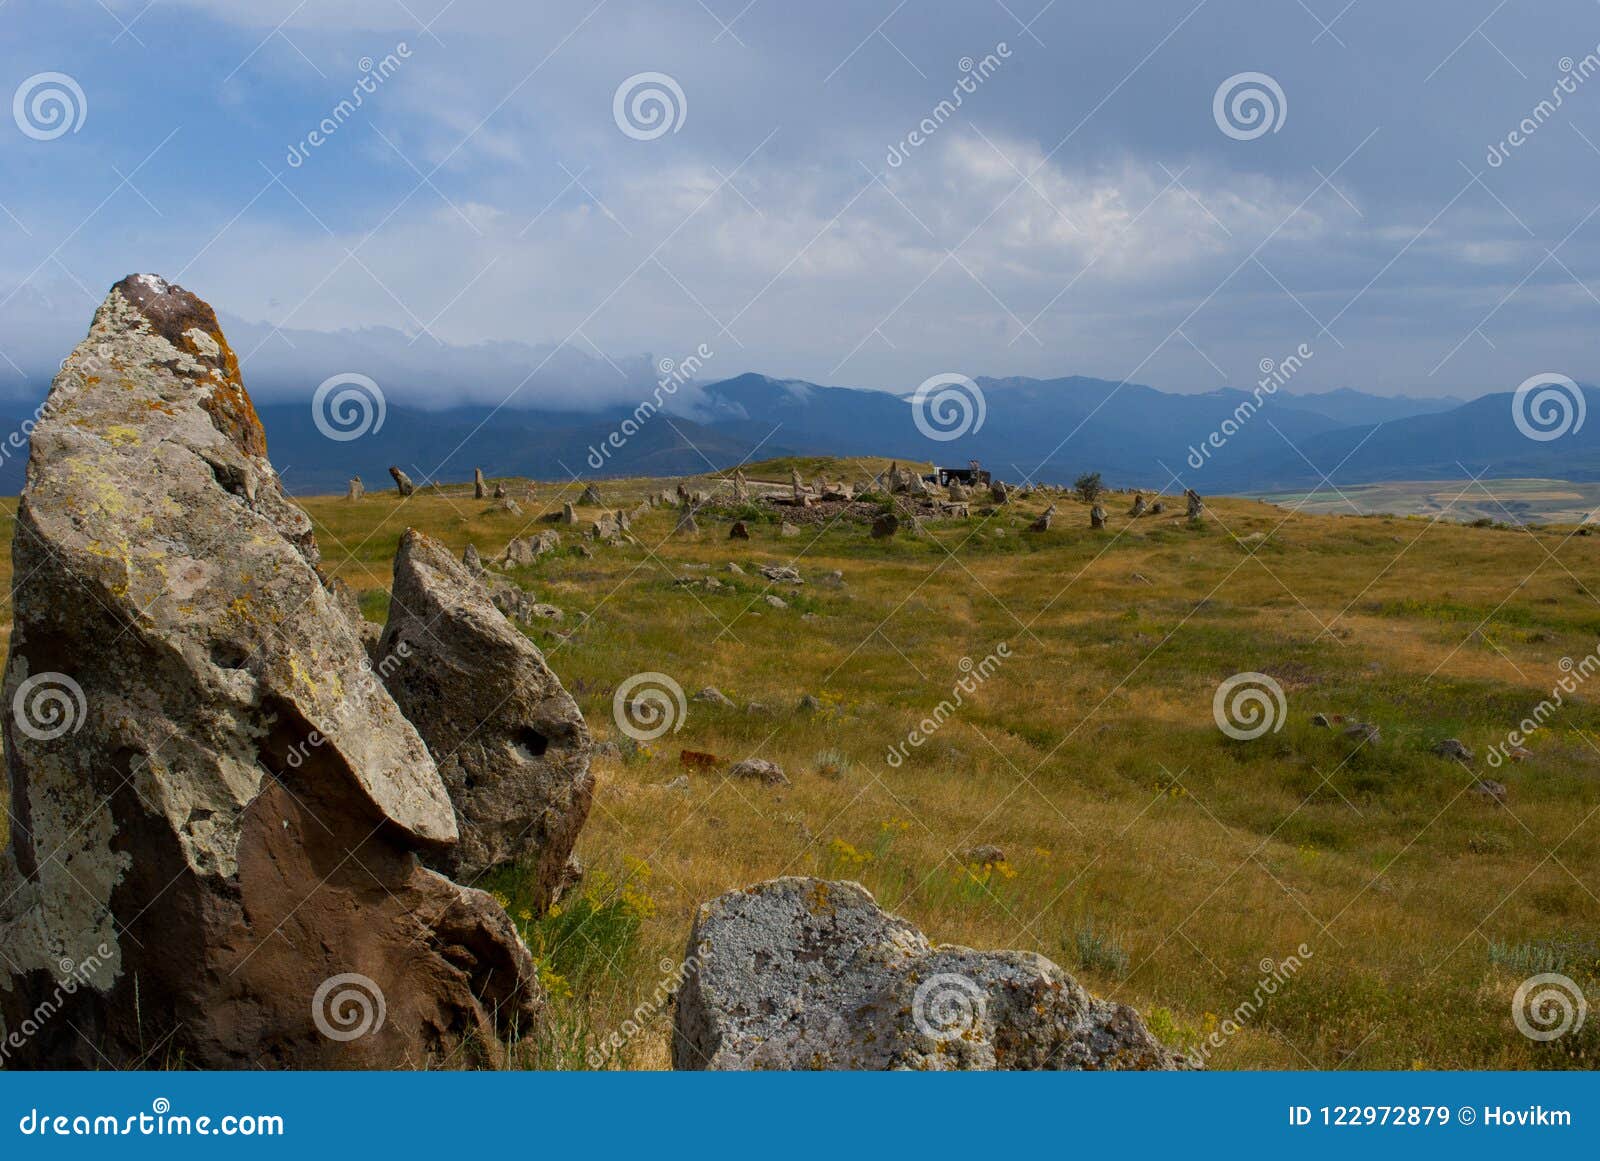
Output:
(5, 460), (1599, 1070)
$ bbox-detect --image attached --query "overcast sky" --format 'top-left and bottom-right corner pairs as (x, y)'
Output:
(4, 0), (1600, 406)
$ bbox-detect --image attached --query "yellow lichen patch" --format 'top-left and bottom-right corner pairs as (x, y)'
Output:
(102, 425), (142, 447)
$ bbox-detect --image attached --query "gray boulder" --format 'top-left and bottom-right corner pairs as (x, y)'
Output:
(379, 529), (593, 902)
(672, 878), (1186, 1070)
(727, 758), (789, 786)
(0, 275), (539, 1069)
(389, 464), (414, 496)
(499, 530), (561, 568)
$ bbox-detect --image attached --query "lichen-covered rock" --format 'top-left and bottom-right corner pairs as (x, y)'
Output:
(0, 275), (539, 1069)
(672, 877), (1186, 1071)
(499, 530), (560, 568)
(379, 529), (593, 901)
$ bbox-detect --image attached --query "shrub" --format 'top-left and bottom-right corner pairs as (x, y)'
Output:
(1073, 916), (1130, 978)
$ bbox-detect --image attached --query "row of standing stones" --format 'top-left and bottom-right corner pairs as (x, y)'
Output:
(0, 276), (1184, 1070)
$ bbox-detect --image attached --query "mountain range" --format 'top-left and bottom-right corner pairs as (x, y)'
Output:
(3, 340), (1594, 498)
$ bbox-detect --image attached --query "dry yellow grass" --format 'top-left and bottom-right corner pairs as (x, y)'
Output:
(3, 461), (1598, 1070)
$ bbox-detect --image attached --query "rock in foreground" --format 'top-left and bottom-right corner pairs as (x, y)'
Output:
(379, 529), (593, 900)
(672, 877), (1186, 1070)
(0, 275), (539, 1068)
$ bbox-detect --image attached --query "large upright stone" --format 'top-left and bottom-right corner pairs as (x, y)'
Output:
(379, 530), (593, 901)
(0, 276), (539, 1069)
(672, 878), (1186, 1071)
(389, 465), (414, 496)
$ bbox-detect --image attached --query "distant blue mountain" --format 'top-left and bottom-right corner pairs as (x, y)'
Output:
(0, 368), (1589, 497)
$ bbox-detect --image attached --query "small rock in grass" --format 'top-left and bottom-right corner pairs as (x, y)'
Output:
(728, 758), (789, 786)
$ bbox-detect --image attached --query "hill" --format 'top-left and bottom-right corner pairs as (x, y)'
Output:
(9, 461), (1582, 1068)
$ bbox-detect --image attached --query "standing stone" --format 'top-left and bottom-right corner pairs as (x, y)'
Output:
(732, 468), (748, 502)
(346, 475), (364, 501)
(1090, 505), (1107, 529)
(1150, 500), (1165, 514)
(493, 482), (507, 499)
(558, 502), (577, 525)
(1185, 489), (1204, 520)
(948, 481), (969, 501)
(498, 497), (522, 516)
(580, 484), (603, 506)
(0, 275), (538, 1069)
(389, 465), (415, 496)
(1030, 504), (1056, 533)
(1129, 494), (1147, 517)
(871, 513), (899, 539)
(729, 521), (750, 540)
(463, 542), (484, 573)
(474, 467), (487, 499)
(676, 511), (699, 535)
(791, 469), (805, 504)
(991, 480), (1009, 504)
(380, 530), (593, 902)
(672, 878), (1186, 1070)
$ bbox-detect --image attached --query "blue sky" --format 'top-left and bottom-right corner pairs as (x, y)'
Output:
(3, 0), (1600, 407)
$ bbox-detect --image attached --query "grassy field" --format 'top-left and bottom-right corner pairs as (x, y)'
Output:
(1256, 477), (1600, 526)
(4, 458), (1599, 1070)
